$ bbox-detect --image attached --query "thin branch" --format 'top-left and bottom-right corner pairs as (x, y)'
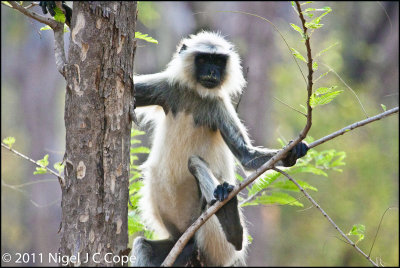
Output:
(1, 143), (65, 187)
(162, 3), (315, 265)
(308, 107), (399, 149)
(8, 1), (58, 28)
(273, 96), (307, 117)
(368, 207), (398, 257)
(2, 179), (60, 208)
(322, 62), (369, 118)
(273, 167), (378, 267)
(7, 1), (67, 76)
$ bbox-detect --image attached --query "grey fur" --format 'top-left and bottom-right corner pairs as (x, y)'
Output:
(131, 31), (308, 266)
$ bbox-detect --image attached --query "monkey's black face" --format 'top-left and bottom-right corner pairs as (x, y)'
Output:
(195, 53), (228, 89)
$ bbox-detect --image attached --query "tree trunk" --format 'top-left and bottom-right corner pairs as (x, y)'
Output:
(60, 2), (137, 266)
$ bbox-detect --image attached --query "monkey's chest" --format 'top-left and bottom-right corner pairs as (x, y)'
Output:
(144, 113), (235, 231)
(150, 112), (232, 180)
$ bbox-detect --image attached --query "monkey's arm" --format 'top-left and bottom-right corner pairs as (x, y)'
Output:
(217, 104), (308, 169)
(188, 156), (243, 251)
(134, 75), (170, 111)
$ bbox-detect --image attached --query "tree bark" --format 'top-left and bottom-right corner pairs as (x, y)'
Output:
(60, 2), (137, 266)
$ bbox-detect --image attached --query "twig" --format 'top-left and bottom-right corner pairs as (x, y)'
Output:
(273, 167), (378, 267)
(8, 1), (58, 28)
(7, 1), (67, 76)
(161, 3), (315, 265)
(273, 96), (307, 117)
(1, 143), (65, 187)
(368, 207), (398, 257)
(308, 107), (399, 149)
(322, 62), (369, 118)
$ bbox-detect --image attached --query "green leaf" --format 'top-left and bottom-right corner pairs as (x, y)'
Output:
(36, 154), (49, 167)
(291, 48), (307, 63)
(53, 7), (66, 23)
(247, 234), (253, 244)
(381, 104), (387, 112)
(135, 32), (158, 44)
(304, 8), (316, 12)
(3, 136), (16, 148)
(33, 168), (47, 175)
(300, 1), (313, 5)
(248, 171), (281, 196)
(271, 179), (318, 192)
(347, 224), (365, 244)
(310, 86), (343, 108)
(314, 71), (331, 83)
(290, 23), (303, 37)
(312, 62), (318, 71)
(131, 128), (147, 137)
(235, 173), (244, 182)
(34, 154), (49, 175)
(130, 146), (150, 154)
(242, 192), (303, 207)
(53, 162), (65, 175)
(290, 166), (328, 177)
(1, 1), (12, 7)
(40, 24), (69, 33)
(315, 42), (340, 58)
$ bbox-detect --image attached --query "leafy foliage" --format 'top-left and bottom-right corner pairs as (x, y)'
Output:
(53, 162), (65, 175)
(291, 48), (307, 63)
(3, 136), (16, 148)
(135, 31), (159, 44)
(34, 154), (49, 175)
(240, 137), (346, 208)
(347, 224), (365, 244)
(310, 86), (343, 108)
(128, 128), (152, 238)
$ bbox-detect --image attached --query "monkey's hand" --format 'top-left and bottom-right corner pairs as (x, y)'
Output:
(210, 182), (243, 251)
(281, 141), (309, 167)
(39, 1), (72, 26)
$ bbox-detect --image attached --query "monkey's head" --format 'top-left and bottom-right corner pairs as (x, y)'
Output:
(166, 31), (246, 98)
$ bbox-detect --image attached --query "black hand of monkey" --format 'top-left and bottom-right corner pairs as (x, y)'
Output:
(39, 1), (57, 16)
(282, 141), (309, 167)
(39, 1), (72, 26)
(211, 181), (234, 204)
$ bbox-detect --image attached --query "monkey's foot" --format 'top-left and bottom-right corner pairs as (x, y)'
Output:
(211, 182), (234, 204)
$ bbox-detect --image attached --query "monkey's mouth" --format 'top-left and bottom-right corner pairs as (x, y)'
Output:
(199, 78), (220, 89)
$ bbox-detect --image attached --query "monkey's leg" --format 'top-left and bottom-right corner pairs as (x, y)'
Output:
(132, 237), (199, 266)
(188, 155), (244, 251)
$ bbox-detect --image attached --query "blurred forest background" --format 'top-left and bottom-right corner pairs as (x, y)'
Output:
(1, 1), (398, 266)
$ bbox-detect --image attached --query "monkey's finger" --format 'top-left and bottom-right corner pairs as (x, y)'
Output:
(214, 186), (224, 202)
(227, 184), (234, 192)
(210, 199), (217, 206)
(48, 1), (56, 16)
(40, 2), (48, 14)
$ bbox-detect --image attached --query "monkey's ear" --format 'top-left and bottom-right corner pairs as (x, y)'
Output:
(179, 44), (187, 53)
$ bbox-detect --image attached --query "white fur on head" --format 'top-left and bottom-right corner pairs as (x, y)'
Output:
(165, 31), (246, 99)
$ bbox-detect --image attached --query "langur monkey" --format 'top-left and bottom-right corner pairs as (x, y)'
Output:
(132, 31), (308, 266)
